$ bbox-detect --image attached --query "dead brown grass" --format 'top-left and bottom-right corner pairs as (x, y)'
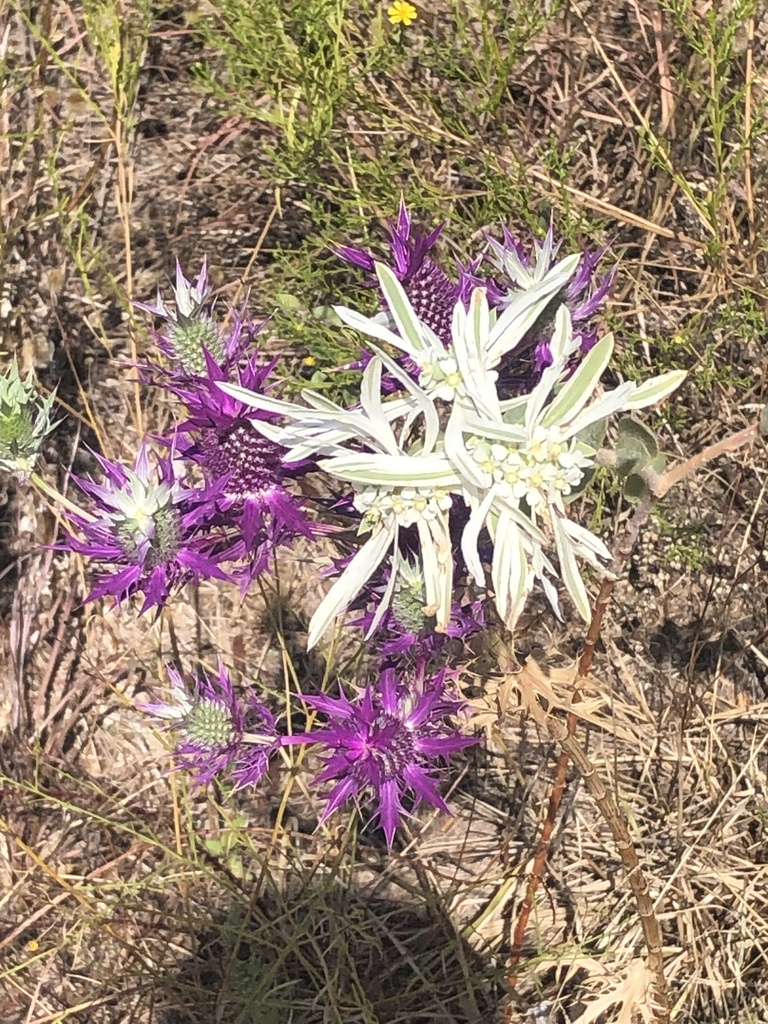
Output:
(1, 0), (768, 1022)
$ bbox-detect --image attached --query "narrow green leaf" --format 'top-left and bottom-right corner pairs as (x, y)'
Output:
(625, 369), (687, 410)
(376, 262), (430, 354)
(541, 333), (614, 429)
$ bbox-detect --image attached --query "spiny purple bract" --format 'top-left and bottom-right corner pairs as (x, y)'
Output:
(168, 349), (315, 557)
(485, 224), (614, 372)
(66, 443), (227, 612)
(337, 198), (481, 349)
(294, 666), (477, 847)
(139, 661), (280, 789)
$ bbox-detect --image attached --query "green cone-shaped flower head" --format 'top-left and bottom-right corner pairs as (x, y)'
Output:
(0, 359), (56, 478)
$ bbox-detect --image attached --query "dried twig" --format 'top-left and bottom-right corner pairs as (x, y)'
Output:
(506, 417), (763, 1019)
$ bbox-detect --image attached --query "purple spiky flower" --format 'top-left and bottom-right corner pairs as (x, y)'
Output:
(138, 661), (280, 789)
(486, 225), (614, 373)
(66, 443), (227, 611)
(166, 345), (316, 558)
(337, 199), (483, 349)
(288, 665), (477, 847)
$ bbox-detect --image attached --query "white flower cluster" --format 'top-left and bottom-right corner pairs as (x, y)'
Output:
(221, 260), (685, 649)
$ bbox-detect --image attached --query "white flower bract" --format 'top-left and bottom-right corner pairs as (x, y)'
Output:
(218, 259), (686, 646)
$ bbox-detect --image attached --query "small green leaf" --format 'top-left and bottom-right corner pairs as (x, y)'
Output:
(312, 304), (342, 324)
(576, 416), (608, 451)
(614, 416), (659, 476)
(619, 417), (658, 456)
(227, 854), (246, 880)
(624, 474), (651, 500)
(274, 292), (303, 312)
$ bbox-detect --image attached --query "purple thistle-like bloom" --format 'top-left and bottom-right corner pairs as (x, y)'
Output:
(138, 661), (280, 789)
(289, 666), (477, 847)
(167, 345), (316, 557)
(66, 443), (227, 612)
(337, 199), (482, 349)
(486, 225), (614, 373)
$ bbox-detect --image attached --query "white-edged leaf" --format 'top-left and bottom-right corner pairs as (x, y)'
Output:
(547, 303), (574, 368)
(461, 414), (528, 445)
(454, 288), (501, 420)
(307, 525), (394, 649)
(417, 513), (453, 630)
(218, 382), (303, 417)
(493, 492), (549, 547)
(359, 357), (398, 453)
(559, 517), (612, 566)
(366, 543), (400, 638)
(532, 544), (562, 620)
(460, 486), (496, 584)
(552, 516), (592, 622)
(375, 263), (431, 355)
(444, 402), (490, 489)
(499, 393), (531, 419)
(486, 253), (581, 364)
(299, 390), (346, 413)
(490, 513), (529, 629)
(319, 452), (459, 486)
(524, 307), (573, 434)
(624, 369), (687, 410)
(366, 343), (441, 454)
(563, 381), (636, 439)
(333, 303), (420, 357)
(541, 333), (614, 429)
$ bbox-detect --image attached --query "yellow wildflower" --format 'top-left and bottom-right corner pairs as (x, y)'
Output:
(387, 1), (418, 26)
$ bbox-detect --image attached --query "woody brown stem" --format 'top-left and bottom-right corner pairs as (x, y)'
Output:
(546, 718), (670, 1022)
(505, 497), (659, 1014)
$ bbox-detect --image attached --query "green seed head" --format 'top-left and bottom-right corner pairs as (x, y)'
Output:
(0, 360), (56, 478)
(184, 698), (236, 749)
(168, 317), (225, 375)
(391, 559), (428, 634)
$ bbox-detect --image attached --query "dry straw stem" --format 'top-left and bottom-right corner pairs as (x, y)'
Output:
(507, 417), (764, 1020)
(505, 497), (659, 1014)
(522, 678), (669, 1023)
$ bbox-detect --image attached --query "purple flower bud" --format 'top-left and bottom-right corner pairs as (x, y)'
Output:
(337, 199), (487, 350)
